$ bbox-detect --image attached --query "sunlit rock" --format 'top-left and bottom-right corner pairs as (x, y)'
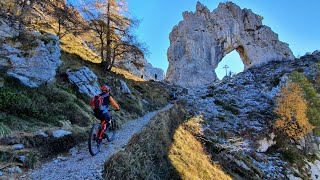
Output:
(166, 2), (294, 87)
(66, 66), (101, 97)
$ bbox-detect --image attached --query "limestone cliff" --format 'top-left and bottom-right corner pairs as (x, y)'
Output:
(115, 53), (165, 81)
(166, 2), (294, 87)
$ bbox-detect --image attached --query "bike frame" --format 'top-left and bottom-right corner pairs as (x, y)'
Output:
(96, 120), (107, 140)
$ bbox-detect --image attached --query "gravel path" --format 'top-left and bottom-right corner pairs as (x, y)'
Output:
(27, 104), (173, 180)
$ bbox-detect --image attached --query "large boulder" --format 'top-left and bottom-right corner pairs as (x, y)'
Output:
(166, 2), (294, 87)
(120, 80), (131, 94)
(0, 30), (62, 87)
(66, 66), (101, 97)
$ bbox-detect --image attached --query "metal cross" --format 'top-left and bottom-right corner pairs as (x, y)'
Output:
(223, 65), (229, 76)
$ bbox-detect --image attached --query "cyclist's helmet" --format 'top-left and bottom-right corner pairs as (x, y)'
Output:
(101, 85), (110, 93)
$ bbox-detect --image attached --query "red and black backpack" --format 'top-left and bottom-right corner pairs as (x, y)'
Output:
(90, 94), (110, 110)
(90, 95), (103, 109)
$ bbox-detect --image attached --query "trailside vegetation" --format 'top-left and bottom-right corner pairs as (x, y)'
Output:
(79, 0), (146, 71)
(289, 71), (320, 135)
(104, 104), (231, 179)
(0, 0), (146, 72)
(274, 82), (314, 140)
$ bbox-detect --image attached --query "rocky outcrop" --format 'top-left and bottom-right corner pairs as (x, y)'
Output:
(115, 53), (145, 78)
(0, 30), (62, 87)
(120, 80), (131, 95)
(180, 54), (319, 178)
(144, 63), (165, 81)
(66, 66), (101, 97)
(298, 133), (319, 155)
(307, 160), (320, 180)
(115, 53), (165, 81)
(166, 2), (294, 87)
(0, 17), (19, 40)
(52, 130), (72, 138)
(257, 133), (276, 152)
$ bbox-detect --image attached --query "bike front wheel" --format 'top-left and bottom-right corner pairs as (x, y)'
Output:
(88, 123), (103, 156)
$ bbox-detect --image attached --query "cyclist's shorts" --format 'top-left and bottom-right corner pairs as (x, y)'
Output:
(94, 112), (111, 121)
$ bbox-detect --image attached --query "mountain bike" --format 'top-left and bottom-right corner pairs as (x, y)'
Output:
(88, 110), (118, 156)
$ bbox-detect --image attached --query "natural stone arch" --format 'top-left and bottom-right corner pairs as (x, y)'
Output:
(215, 49), (244, 79)
(213, 44), (251, 71)
(166, 2), (294, 87)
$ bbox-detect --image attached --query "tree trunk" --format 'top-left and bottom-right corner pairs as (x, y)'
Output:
(105, 2), (112, 72)
(58, 18), (61, 39)
(99, 32), (104, 64)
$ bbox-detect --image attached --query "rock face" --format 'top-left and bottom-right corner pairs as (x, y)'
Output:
(308, 160), (320, 180)
(115, 53), (165, 81)
(0, 17), (19, 39)
(257, 133), (276, 152)
(66, 66), (101, 97)
(120, 80), (131, 94)
(0, 17), (62, 87)
(0, 34), (62, 87)
(180, 54), (319, 178)
(166, 2), (294, 87)
(115, 53), (145, 78)
(144, 62), (165, 81)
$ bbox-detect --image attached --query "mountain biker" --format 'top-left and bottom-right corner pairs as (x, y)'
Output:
(91, 85), (120, 132)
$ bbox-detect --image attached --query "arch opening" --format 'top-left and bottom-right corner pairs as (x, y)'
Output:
(215, 50), (244, 80)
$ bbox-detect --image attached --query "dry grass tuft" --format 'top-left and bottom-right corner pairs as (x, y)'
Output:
(169, 118), (232, 180)
(111, 67), (144, 82)
(104, 104), (231, 180)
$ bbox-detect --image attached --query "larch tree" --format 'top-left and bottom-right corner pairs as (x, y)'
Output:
(1, 0), (82, 39)
(42, 0), (83, 40)
(274, 82), (314, 140)
(79, 0), (145, 71)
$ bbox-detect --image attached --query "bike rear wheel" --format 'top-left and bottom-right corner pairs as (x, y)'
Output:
(105, 119), (117, 142)
(88, 123), (103, 156)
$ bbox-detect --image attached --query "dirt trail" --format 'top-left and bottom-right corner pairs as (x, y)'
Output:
(26, 104), (173, 180)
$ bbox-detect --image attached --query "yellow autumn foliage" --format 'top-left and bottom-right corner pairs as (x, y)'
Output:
(274, 82), (314, 140)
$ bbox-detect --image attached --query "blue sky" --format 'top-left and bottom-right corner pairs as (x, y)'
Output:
(126, 0), (320, 79)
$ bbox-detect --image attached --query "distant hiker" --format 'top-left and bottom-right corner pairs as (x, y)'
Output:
(229, 71), (232, 76)
(154, 73), (158, 80)
(141, 75), (143, 79)
(90, 85), (120, 132)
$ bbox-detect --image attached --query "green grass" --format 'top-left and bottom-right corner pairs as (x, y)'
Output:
(0, 76), (94, 134)
(57, 50), (170, 127)
(0, 122), (12, 137)
(282, 149), (304, 164)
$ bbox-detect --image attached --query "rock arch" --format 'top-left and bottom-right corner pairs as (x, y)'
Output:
(166, 2), (294, 87)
